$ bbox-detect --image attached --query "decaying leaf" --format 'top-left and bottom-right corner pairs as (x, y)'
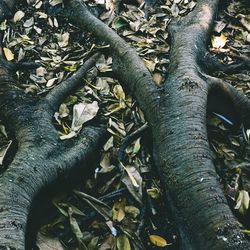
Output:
(149, 235), (168, 247)
(60, 101), (99, 140)
(68, 207), (88, 249)
(49, 0), (63, 6)
(103, 136), (114, 151)
(235, 190), (249, 215)
(121, 163), (143, 204)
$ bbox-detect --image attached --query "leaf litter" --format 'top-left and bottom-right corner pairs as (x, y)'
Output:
(0, 0), (249, 249)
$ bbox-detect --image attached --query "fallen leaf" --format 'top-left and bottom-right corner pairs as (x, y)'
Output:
(149, 235), (168, 247)
(117, 234), (131, 250)
(211, 33), (227, 49)
(60, 101), (99, 140)
(112, 17), (128, 30)
(57, 32), (70, 48)
(147, 187), (161, 199)
(235, 190), (249, 215)
(237, 14), (250, 32)
(23, 17), (34, 28)
(3, 48), (14, 61)
(103, 136), (114, 151)
(49, 0), (63, 6)
(36, 233), (64, 250)
(112, 198), (126, 222)
(46, 78), (57, 87)
(13, 10), (25, 23)
(0, 140), (12, 165)
(124, 206), (140, 218)
(113, 85), (125, 100)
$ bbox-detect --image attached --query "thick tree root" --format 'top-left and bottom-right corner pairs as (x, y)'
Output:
(203, 52), (250, 74)
(65, 0), (250, 249)
(0, 52), (107, 248)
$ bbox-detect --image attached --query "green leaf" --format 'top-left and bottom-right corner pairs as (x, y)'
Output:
(112, 17), (128, 30)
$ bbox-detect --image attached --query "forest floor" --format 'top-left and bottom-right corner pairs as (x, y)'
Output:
(0, 0), (249, 249)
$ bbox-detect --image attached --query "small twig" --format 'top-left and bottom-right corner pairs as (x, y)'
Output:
(118, 123), (149, 162)
(99, 187), (127, 201)
(15, 61), (40, 71)
(45, 53), (100, 112)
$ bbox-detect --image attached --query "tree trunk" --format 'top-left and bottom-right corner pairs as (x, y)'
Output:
(0, 0), (249, 249)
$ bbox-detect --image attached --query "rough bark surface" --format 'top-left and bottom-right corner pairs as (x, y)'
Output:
(0, 0), (249, 249)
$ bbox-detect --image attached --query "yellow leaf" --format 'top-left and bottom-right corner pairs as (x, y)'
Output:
(235, 190), (249, 215)
(143, 58), (156, 72)
(149, 235), (168, 247)
(112, 198), (126, 222)
(211, 33), (227, 49)
(242, 230), (250, 234)
(117, 234), (131, 250)
(3, 48), (14, 61)
(147, 187), (161, 199)
(113, 85), (125, 100)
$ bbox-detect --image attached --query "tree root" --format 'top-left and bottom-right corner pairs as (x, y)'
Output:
(0, 49), (107, 248)
(65, 0), (161, 125)
(203, 52), (250, 74)
(45, 52), (101, 112)
(207, 75), (250, 127)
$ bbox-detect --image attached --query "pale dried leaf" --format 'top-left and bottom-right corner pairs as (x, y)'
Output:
(235, 190), (249, 215)
(3, 48), (14, 61)
(49, 0), (63, 6)
(23, 17), (34, 27)
(14, 10), (25, 23)
(211, 33), (227, 49)
(71, 101), (99, 132)
(36, 233), (64, 250)
(113, 85), (125, 100)
(0, 141), (12, 165)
